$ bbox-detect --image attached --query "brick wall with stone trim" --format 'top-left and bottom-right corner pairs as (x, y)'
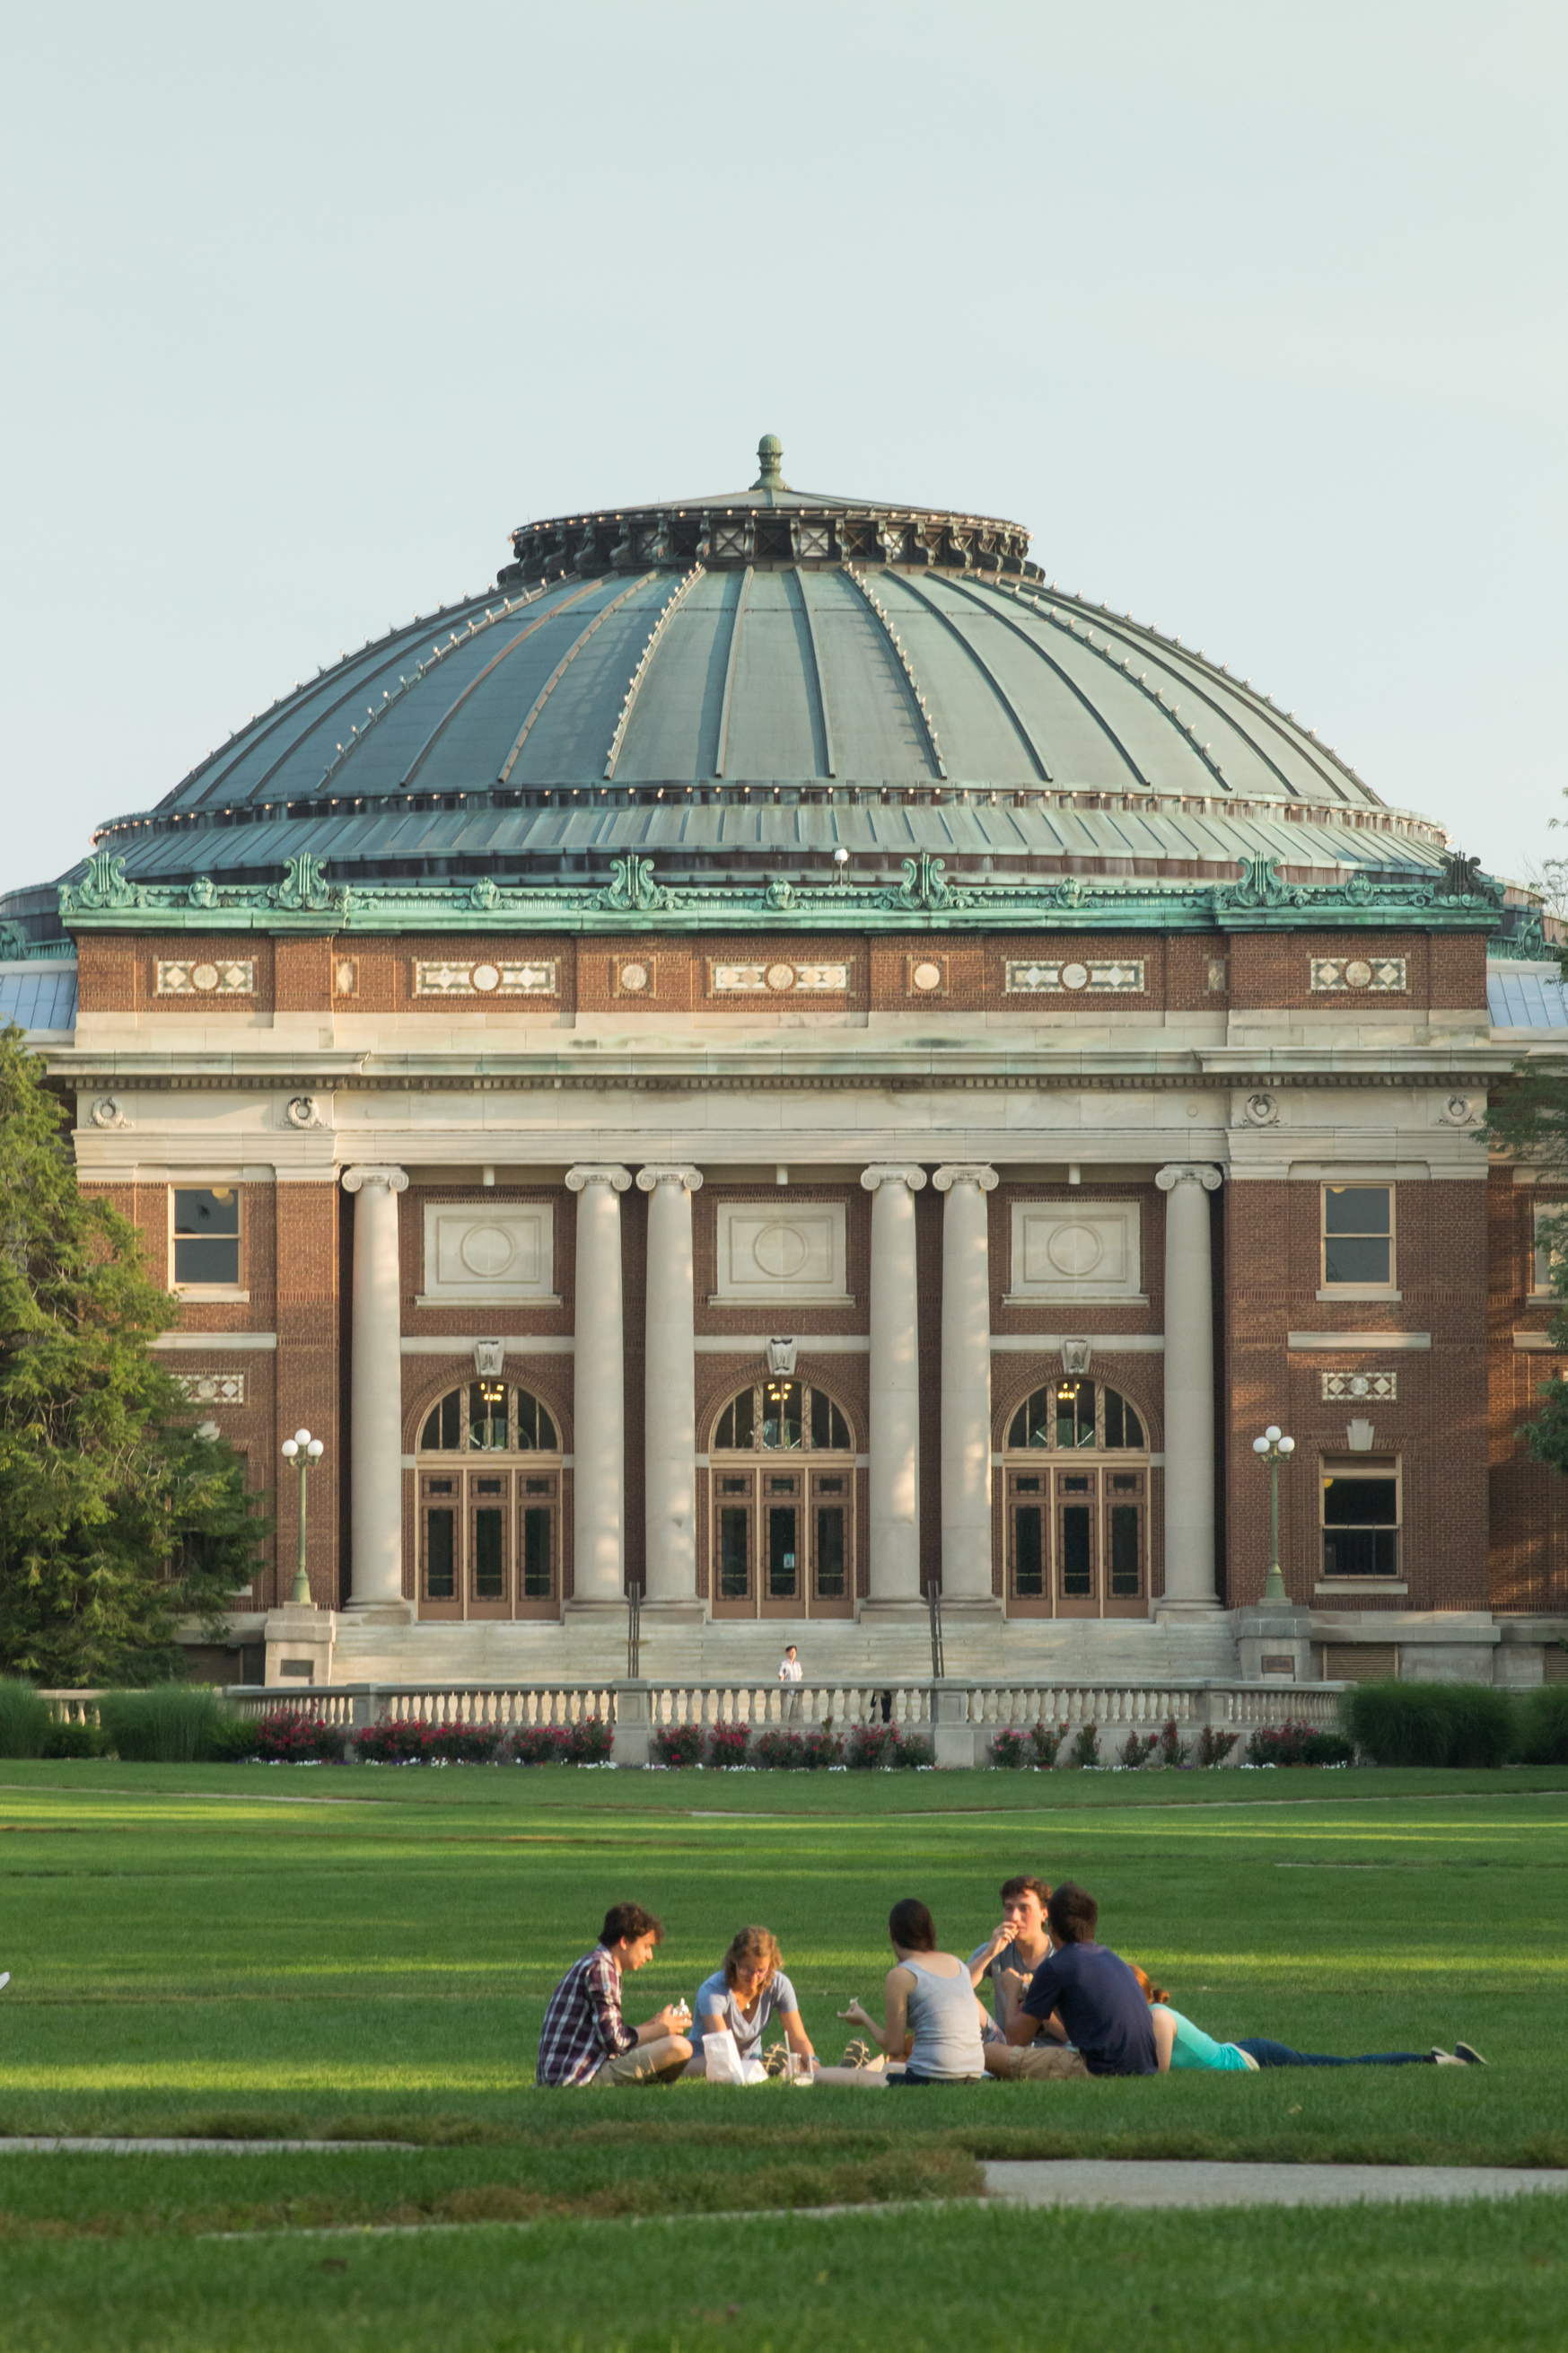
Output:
(1487, 1170), (1568, 1611)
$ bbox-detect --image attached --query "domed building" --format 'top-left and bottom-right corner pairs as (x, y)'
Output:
(3, 438), (1563, 1725)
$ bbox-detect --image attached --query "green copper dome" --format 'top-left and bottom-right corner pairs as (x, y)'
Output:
(44, 440), (1454, 904)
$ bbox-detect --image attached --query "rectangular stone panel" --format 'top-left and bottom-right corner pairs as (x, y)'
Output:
(712, 1201), (850, 1305)
(420, 1203), (556, 1303)
(709, 961), (851, 995)
(1309, 956), (1407, 992)
(170, 1372), (246, 1405)
(155, 960), (255, 996)
(1003, 958), (1145, 994)
(412, 960), (557, 997)
(1320, 1371), (1397, 1401)
(1007, 1202), (1142, 1301)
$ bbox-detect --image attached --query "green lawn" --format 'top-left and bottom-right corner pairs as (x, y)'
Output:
(1, 1758), (1565, 2349)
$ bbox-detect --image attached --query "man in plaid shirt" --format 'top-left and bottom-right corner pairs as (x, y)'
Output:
(537, 1902), (694, 2088)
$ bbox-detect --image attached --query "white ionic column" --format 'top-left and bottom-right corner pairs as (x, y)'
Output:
(933, 1164), (998, 1602)
(1155, 1163), (1223, 1608)
(565, 1164), (632, 1603)
(635, 1164), (704, 1604)
(861, 1164), (928, 1602)
(341, 1165), (409, 1609)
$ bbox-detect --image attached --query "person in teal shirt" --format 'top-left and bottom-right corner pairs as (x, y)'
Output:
(1128, 1966), (1482, 2069)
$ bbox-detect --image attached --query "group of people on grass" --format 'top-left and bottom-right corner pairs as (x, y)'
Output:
(537, 1880), (1485, 2089)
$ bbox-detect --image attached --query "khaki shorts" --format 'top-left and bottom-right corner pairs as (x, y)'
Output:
(995, 2042), (1091, 2083)
(587, 2036), (688, 2086)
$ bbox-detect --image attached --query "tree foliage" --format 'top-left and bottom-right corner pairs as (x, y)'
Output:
(1482, 1050), (1568, 1479)
(0, 1025), (269, 1684)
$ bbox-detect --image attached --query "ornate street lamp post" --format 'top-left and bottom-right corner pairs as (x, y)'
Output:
(1251, 1425), (1295, 1603)
(279, 1427), (324, 1606)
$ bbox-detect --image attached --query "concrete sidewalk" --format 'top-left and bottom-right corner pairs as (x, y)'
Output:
(0, 2138), (415, 2155)
(984, 2160), (1568, 2209)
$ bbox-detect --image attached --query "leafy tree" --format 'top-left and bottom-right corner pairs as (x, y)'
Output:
(0, 1025), (268, 1684)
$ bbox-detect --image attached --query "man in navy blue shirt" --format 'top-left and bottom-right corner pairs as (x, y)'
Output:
(1007, 1882), (1157, 2078)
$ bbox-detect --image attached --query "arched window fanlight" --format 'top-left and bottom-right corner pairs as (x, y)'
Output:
(1006, 1380), (1144, 1452)
(714, 1378), (852, 1453)
(419, 1383), (558, 1453)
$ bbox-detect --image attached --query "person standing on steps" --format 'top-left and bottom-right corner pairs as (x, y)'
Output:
(778, 1642), (803, 1722)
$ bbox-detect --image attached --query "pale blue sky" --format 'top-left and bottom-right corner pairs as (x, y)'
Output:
(1, 0), (1562, 893)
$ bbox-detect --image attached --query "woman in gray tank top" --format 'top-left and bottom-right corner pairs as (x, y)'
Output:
(840, 1899), (987, 2085)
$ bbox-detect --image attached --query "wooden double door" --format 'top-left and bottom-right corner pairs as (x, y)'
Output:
(417, 1466), (561, 1619)
(710, 1463), (855, 1618)
(1005, 1462), (1149, 1617)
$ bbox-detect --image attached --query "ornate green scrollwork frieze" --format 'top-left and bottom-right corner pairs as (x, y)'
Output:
(57, 855), (1505, 938)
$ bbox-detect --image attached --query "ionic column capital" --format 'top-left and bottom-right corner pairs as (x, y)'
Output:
(1156, 1163), (1222, 1194)
(341, 1164), (408, 1195)
(933, 1163), (998, 1193)
(565, 1164), (633, 1194)
(635, 1164), (705, 1193)
(860, 1164), (928, 1194)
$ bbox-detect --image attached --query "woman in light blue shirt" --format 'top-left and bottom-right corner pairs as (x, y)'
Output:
(686, 1927), (815, 2076)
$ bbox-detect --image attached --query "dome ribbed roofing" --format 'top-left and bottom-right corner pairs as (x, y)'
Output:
(74, 438), (1450, 894)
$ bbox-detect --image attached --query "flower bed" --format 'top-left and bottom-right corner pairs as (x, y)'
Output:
(251, 1709), (344, 1764)
(847, 1722), (931, 1769)
(1245, 1719), (1354, 1769)
(707, 1723), (751, 1768)
(511, 1725), (571, 1766)
(651, 1723), (705, 1768)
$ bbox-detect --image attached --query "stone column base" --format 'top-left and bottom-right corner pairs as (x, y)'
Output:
(1234, 1606), (1314, 1682)
(263, 1605), (339, 1687)
(337, 1599), (413, 1623)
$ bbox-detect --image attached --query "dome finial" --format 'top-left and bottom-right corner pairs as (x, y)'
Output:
(751, 432), (788, 492)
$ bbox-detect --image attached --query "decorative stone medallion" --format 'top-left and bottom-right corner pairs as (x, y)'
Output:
(712, 1201), (850, 1304)
(909, 959), (944, 994)
(710, 961), (850, 995)
(1244, 1093), (1279, 1126)
(617, 960), (651, 994)
(1320, 1370), (1397, 1402)
(89, 1096), (127, 1129)
(1009, 1202), (1142, 1301)
(421, 1203), (556, 1303)
(285, 1095), (322, 1129)
(171, 1372), (245, 1405)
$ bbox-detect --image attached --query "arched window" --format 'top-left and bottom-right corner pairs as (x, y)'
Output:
(420, 1383), (558, 1453)
(709, 1377), (854, 1621)
(714, 1378), (852, 1453)
(1006, 1379), (1144, 1453)
(1003, 1379), (1148, 1621)
(415, 1382), (560, 1620)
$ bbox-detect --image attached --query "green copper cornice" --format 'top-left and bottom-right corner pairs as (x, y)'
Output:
(57, 850), (1503, 938)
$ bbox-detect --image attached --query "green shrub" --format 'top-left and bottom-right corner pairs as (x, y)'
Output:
(987, 1726), (1029, 1769)
(1067, 1722), (1100, 1769)
(1245, 1719), (1355, 1768)
(651, 1723), (705, 1767)
(206, 1715), (265, 1761)
(562, 1715), (614, 1764)
(40, 1719), (102, 1760)
(1516, 1684), (1568, 1765)
(0, 1679), (51, 1758)
(1031, 1719), (1068, 1767)
(99, 1684), (226, 1762)
(1195, 1725), (1238, 1767)
(1343, 1679), (1517, 1769)
(1117, 1729), (1160, 1768)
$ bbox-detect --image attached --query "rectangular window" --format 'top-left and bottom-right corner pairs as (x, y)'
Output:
(1535, 1203), (1566, 1297)
(171, 1188), (241, 1287)
(1321, 1462), (1400, 1578)
(1013, 1504), (1045, 1597)
(768, 1505), (798, 1597)
(521, 1506), (553, 1597)
(814, 1504), (845, 1598)
(1322, 1185), (1394, 1287)
(425, 1507), (456, 1601)
(719, 1506), (750, 1599)
(472, 1507), (505, 1600)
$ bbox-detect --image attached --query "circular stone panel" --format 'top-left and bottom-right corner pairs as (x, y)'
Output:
(460, 1225), (517, 1278)
(1344, 959), (1373, 988)
(752, 1224), (810, 1277)
(1060, 962), (1089, 991)
(618, 961), (650, 993)
(191, 963), (219, 992)
(472, 963), (501, 993)
(911, 961), (942, 993)
(765, 962), (797, 993)
(1045, 1223), (1105, 1277)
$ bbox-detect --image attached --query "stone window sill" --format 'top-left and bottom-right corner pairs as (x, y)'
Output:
(172, 1287), (250, 1304)
(1316, 1288), (1402, 1303)
(1314, 1580), (1408, 1595)
(705, 1294), (855, 1310)
(413, 1293), (563, 1310)
(1001, 1294), (1150, 1309)
(1526, 1294), (1561, 1307)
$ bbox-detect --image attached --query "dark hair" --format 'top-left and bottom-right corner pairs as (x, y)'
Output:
(1000, 1875), (1051, 1909)
(1046, 1883), (1098, 1945)
(600, 1902), (662, 1948)
(889, 1898), (937, 1953)
(1129, 1963), (1170, 2006)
